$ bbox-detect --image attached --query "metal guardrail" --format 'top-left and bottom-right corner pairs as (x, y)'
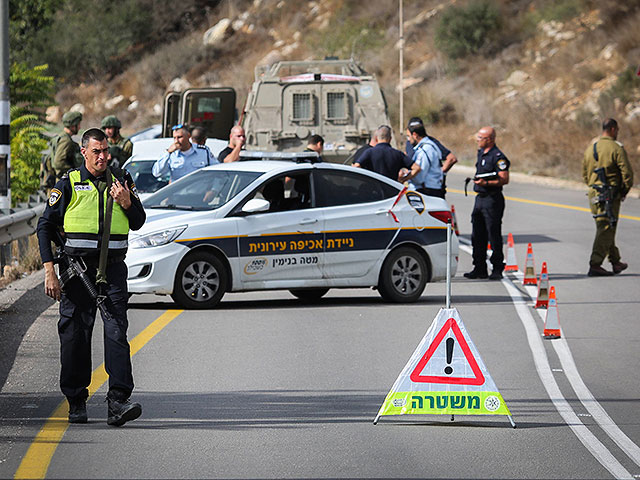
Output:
(0, 204), (45, 246)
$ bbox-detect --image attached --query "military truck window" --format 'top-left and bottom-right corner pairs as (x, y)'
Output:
(327, 92), (347, 120)
(314, 170), (399, 207)
(292, 93), (313, 121)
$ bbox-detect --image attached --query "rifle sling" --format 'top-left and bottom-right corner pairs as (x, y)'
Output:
(96, 168), (113, 287)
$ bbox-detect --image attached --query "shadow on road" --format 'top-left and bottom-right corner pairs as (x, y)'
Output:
(4, 390), (638, 435)
(0, 283), (54, 390)
(128, 293), (516, 311)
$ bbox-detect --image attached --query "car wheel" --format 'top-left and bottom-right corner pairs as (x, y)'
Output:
(171, 251), (227, 309)
(378, 247), (428, 303)
(289, 288), (330, 302)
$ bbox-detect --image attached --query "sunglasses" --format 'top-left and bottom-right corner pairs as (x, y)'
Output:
(172, 124), (185, 131)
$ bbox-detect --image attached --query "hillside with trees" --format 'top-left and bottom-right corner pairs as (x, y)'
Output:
(8, 0), (640, 203)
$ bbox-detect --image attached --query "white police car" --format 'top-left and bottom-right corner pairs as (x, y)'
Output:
(126, 152), (458, 308)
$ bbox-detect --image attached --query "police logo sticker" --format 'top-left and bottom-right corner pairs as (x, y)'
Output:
(74, 183), (92, 192)
(244, 258), (267, 275)
(497, 159), (508, 170)
(48, 188), (62, 206)
(484, 395), (501, 412)
(405, 192), (425, 214)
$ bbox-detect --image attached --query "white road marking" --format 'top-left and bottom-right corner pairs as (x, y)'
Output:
(459, 242), (634, 479)
(514, 271), (640, 468)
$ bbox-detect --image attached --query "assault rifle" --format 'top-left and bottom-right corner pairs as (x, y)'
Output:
(53, 231), (114, 322)
(590, 167), (616, 227)
(464, 172), (499, 196)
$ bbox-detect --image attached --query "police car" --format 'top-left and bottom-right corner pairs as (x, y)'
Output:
(126, 151), (458, 308)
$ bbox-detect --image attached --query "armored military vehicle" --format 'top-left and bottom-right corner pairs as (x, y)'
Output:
(241, 59), (391, 163)
(161, 88), (236, 140)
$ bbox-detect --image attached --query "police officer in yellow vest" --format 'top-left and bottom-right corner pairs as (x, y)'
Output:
(37, 128), (146, 426)
(582, 118), (634, 276)
(101, 115), (133, 168)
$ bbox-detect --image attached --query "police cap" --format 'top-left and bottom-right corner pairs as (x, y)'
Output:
(101, 115), (122, 128)
(62, 111), (83, 127)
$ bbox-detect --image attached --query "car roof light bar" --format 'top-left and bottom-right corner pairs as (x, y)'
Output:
(238, 151), (322, 164)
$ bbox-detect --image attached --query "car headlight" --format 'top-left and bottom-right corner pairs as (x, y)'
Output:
(130, 226), (187, 249)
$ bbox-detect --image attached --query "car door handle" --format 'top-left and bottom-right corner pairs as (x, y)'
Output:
(300, 218), (318, 225)
(375, 209), (388, 215)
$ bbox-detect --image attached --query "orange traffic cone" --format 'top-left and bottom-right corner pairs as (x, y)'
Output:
(543, 286), (561, 339)
(451, 205), (460, 236)
(523, 243), (537, 285)
(535, 262), (549, 308)
(504, 233), (518, 272)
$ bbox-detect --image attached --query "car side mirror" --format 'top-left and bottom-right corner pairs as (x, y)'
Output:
(242, 198), (270, 213)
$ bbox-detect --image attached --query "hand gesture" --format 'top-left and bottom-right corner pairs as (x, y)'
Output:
(110, 179), (132, 209)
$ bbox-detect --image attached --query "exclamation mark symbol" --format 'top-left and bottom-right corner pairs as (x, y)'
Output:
(444, 338), (454, 375)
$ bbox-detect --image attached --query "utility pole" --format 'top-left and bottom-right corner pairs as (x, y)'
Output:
(398, 0), (404, 139)
(0, 0), (10, 209)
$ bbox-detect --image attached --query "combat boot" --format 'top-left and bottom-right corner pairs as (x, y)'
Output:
(68, 397), (87, 424)
(612, 261), (628, 274)
(588, 265), (614, 277)
(107, 396), (142, 427)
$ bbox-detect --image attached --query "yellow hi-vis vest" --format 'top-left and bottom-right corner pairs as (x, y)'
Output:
(63, 169), (130, 257)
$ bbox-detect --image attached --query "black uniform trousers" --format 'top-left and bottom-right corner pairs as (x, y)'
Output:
(58, 260), (133, 402)
(471, 192), (505, 272)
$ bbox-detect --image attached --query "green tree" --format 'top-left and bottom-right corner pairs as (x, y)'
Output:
(8, 63), (56, 205)
(8, 0), (59, 64)
(435, 0), (502, 59)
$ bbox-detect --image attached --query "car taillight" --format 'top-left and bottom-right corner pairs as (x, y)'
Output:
(428, 210), (452, 225)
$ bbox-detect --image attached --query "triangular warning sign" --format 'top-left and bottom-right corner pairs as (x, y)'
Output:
(409, 316), (485, 385)
(374, 308), (512, 424)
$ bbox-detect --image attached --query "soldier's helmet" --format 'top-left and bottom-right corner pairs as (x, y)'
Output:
(101, 115), (122, 129)
(62, 111), (83, 127)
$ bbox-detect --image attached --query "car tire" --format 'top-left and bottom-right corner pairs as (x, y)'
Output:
(171, 251), (228, 309)
(289, 288), (330, 302)
(378, 247), (428, 303)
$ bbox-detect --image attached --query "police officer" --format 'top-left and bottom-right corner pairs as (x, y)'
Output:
(405, 117), (458, 195)
(101, 115), (133, 168)
(582, 118), (634, 276)
(190, 126), (216, 165)
(353, 125), (420, 183)
(36, 128), (146, 426)
(53, 111), (84, 181)
(153, 124), (214, 181)
(464, 126), (510, 280)
(406, 122), (444, 198)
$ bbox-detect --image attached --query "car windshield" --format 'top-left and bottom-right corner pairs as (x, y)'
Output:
(125, 160), (168, 193)
(143, 169), (262, 211)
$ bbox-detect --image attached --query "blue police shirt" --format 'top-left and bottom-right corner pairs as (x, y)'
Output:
(406, 136), (451, 160)
(152, 145), (216, 182)
(409, 137), (443, 190)
(474, 145), (510, 194)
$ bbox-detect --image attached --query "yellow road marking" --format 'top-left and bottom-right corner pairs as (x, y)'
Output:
(14, 309), (184, 480)
(448, 188), (640, 222)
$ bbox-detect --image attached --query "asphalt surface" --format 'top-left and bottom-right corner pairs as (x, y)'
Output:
(0, 170), (639, 479)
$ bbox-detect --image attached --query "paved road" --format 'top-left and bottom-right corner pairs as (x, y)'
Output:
(1, 171), (639, 479)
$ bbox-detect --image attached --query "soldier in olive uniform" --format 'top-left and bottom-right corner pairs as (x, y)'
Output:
(53, 111), (84, 181)
(101, 115), (133, 168)
(582, 118), (634, 276)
